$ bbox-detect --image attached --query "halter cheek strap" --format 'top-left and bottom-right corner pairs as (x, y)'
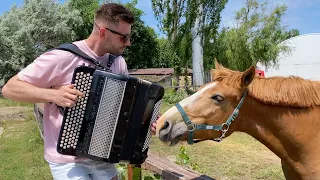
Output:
(175, 90), (248, 144)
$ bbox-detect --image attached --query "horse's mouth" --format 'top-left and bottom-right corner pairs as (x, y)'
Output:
(169, 134), (183, 146)
(159, 121), (187, 146)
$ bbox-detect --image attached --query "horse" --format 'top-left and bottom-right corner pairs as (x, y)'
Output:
(156, 60), (320, 180)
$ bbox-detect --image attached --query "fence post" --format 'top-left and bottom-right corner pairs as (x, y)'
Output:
(127, 164), (142, 180)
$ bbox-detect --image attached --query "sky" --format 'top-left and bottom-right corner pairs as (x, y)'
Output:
(0, 0), (320, 37)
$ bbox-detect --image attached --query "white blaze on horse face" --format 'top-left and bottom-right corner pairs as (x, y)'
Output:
(179, 82), (218, 108)
(161, 82), (217, 124)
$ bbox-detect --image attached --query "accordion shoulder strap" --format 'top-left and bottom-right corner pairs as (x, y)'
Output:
(55, 43), (115, 71)
(51, 43), (118, 114)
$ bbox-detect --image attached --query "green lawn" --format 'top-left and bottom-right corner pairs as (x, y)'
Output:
(0, 97), (285, 180)
(0, 111), (52, 180)
(0, 97), (33, 108)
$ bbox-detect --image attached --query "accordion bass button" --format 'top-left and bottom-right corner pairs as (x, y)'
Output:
(124, 112), (129, 116)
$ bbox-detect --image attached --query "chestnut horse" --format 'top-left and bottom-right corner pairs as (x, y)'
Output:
(156, 60), (320, 180)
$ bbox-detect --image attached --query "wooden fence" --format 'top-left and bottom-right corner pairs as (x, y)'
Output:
(33, 103), (214, 180)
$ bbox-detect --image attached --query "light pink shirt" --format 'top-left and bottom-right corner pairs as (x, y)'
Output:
(18, 40), (128, 163)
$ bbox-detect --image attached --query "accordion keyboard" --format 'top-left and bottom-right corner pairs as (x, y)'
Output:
(143, 100), (162, 152)
(57, 66), (95, 155)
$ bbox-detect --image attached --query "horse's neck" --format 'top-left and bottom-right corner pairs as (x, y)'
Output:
(237, 96), (320, 169)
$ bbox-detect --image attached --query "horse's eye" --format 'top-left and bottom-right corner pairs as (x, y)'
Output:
(211, 94), (224, 102)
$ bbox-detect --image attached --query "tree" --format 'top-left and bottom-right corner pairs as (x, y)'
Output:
(121, 0), (159, 69)
(0, 0), (82, 84)
(68, 0), (100, 40)
(152, 0), (227, 84)
(155, 38), (180, 68)
(213, 0), (300, 71)
(152, 0), (188, 75)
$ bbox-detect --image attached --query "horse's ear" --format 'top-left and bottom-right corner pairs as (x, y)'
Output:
(241, 66), (256, 87)
(214, 58), (223, 69)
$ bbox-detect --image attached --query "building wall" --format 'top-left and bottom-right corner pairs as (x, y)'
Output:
(257, 33), (320, 80)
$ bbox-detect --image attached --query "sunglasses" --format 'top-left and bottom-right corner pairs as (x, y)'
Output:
(105, 27), (131, 43)
(95, 23), (131, 43)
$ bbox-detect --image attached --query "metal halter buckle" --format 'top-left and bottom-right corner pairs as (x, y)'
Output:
(213, 123), (229, 142)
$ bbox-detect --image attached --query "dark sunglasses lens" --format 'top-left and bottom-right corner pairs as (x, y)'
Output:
(124, 34), (132, 43)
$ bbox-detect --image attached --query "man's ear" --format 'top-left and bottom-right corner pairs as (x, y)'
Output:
(241, 66), (255, 87)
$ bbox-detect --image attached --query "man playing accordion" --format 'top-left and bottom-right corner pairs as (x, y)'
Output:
(2, 3), (159, 180)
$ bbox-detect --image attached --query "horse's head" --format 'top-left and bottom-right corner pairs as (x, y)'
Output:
(156, 60), (256, 146)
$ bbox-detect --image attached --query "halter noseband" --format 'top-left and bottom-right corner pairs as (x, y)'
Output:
(175, 90), (248, 144)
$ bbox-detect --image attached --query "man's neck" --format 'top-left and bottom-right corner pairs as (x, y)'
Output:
(85, 36), (107, 56)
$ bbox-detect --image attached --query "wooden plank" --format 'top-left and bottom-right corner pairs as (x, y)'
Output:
(142, 153), (215, 180)
(34, 103), (44, 139)
(35, 103), (44, 113)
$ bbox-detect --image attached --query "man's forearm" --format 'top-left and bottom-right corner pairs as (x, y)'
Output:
(2, 75), (56, 104)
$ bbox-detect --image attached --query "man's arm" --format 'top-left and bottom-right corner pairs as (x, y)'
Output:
(2, 75), (84, 107)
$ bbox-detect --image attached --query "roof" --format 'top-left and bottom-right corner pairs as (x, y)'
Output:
(130, 75), (171, 82)
(128, 68), (193, 75)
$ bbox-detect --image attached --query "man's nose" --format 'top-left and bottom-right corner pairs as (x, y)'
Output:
(124, 39), (131, 46)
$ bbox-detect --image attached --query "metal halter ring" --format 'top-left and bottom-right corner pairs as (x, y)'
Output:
(221, 123), (229, 132)
(187, 124), (196, 132)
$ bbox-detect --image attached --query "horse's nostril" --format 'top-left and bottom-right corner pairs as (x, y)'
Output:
(159, 120), (172, 142)
(163, 121), (169, 129)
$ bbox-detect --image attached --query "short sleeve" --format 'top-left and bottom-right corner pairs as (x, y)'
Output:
(114, 56), (129, 75)
(18, 50), (70, 88)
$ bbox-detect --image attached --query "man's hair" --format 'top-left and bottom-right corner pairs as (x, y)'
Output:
(95, 3), (134, 25)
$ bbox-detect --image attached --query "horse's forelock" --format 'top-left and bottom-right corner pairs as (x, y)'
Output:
(212, 69), (243, 89)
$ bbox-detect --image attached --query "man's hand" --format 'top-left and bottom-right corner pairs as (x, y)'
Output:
(151, 113), (161, 135)
(53, 84), (84, 108)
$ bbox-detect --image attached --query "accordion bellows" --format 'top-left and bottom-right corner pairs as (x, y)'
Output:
(57, 66), (164, 164)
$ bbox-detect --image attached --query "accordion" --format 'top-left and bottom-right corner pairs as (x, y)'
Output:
(57, 66), (164, 164)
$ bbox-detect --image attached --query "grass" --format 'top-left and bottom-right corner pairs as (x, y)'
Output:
(0, 97), (285, 180)
(0, 111), (52, 180)
(150, 101), (285, 180)
(149, 133), (285, 180)
(0, 97), (33, 108)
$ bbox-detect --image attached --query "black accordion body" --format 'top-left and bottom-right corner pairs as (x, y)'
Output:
(57, 66), (164, 164)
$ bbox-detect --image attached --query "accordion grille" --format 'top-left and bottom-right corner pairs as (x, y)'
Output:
(88, 78), (126, 158)
(142, 100), (162, 152)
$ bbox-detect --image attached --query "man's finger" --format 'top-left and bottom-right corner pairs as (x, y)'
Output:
(68, 88), (85, 97)
(64, 93), (78, 101)
(151, 127), (156, 135)
(64, 100), (75, 107)
(65, 84), (75, 89)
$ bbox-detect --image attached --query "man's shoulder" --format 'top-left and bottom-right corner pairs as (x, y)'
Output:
(39, 48), (76, 63)
(41, 41), (84, 61)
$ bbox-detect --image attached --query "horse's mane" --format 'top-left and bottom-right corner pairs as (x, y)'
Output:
(213, 69), (320, 108)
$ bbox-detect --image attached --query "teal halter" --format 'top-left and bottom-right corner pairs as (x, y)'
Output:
(175, 90), (248, 144)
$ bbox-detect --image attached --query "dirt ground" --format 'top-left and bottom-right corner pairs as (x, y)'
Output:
(0, 106), (32, 121)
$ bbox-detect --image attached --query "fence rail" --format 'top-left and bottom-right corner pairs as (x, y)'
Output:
(32, 103), (214, 179)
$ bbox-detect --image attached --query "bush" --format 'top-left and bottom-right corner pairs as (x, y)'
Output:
(163, 89), (189, 104)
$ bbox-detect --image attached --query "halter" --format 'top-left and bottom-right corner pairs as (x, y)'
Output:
(175, 90), (248, 144)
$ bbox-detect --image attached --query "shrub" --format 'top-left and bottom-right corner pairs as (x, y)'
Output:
(163, 89), (189, 104)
